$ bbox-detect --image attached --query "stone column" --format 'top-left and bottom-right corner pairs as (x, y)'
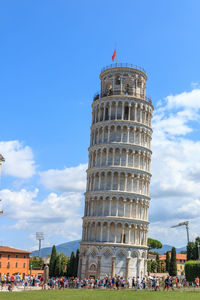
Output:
(106, 149), (109, 165)
(138, 151), (141, 169)
(116, 199), (119, 216)
(125, 257), (131, 282)
(97, 256), (101, 279)
(102, 199), (105, 216)
(100, 223), (103, 242)
(123, 200), (126, 217)
(115, 103), (118, 120)
(117, 173), (120, 191)
(108, 126), (111, 142)
(100, 150), (103, 167)
(112, 149), (115, 165)
(144, 258), (148, 276)
(109, 104), (112, 120)
(125, 174), (128, 191)
(111, 256), (116, 278)
(107, 223), (110, 242)
(103, 104), (106, 121)
(128, 104), (131, 120)
(127, 127), (130, 144)
(109, 198), (112, 216)
(132, 150), (135, 168)
(144, 108), (147, 124)
(137, 258), (141, 279)
(111, 172), (114, 190)
(114, 225), (117, 243)
(128, 225), (131, 244)
(121, 225), (125, 243)
(140, 105), (143, 123)
(134, 104), (137, 121)
(139, 129), (141, 145)
(126, 150), (129, 167)
(122, 103), (124, 120)
(135, 200), (138, 218)
(129, 200), (133, 218)
(85, 255), (89, 278)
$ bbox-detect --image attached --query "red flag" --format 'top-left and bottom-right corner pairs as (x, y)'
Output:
(112, 48), (116, 61)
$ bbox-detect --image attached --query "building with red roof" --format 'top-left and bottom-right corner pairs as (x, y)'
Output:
(0, 246), (31, 276)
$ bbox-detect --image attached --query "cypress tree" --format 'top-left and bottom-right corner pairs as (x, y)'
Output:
(151, 260), (157, 272)
(54, 254), (60, 277)
(169, 247), (177, 276)
(166, 251), (170, 272)
(67, 251), (76, 277)
(156, 254), (161, 273)
(49, 245), (57, 277)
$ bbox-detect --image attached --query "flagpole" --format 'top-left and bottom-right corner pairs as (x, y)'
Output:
(115, 44), (117, 64)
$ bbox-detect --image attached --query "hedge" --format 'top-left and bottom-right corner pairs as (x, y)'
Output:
(185, 261), (200, 282)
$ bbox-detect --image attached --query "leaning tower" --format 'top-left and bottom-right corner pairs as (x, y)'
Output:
(79, 63), (153, 280)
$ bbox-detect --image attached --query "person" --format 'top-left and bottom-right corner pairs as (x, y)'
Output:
(195, 277), (199, 287)
(8, 283), (12, 292)
(132, 277), (135, 288)
(142, 277), (146, 289)
(155, 278), (160, 291)
(136, 276), (141, 290)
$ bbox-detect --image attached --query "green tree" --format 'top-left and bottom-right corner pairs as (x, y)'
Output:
(151, 260), (157, 272)
(29, 256), (44, 269)
(187, 242), (195, 261)
(194, 237), (200, 260)
(169, 247), (177, 276)
(67, 251), (76, 277)
(148, 238), (162, 250)
(156, 254), (161, 273)
(49, 245), (57, 277)
(55, 254), (62, 277)
(185, 261), (200, 282)
(147, 260), (152, 273)
(166, 251), (170, 272)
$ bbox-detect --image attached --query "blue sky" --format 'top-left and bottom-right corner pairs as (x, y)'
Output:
(0, 0), (200, 250)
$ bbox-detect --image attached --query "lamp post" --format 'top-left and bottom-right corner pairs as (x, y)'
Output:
(36, 232), (44, 257)
(198, 243), (200, 261)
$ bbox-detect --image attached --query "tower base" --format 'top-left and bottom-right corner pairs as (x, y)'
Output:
(78, 243), (148, 280)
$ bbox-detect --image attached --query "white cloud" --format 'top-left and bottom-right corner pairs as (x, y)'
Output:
(0, 188), (83, 241)
(0, 141), (36, 178)
(149, 88), (200, 246)
(166, 89), (200, 110)
(39, 163), (87, 192)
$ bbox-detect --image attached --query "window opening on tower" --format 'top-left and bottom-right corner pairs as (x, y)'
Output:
(124, 106), (129, 120)
(115, 75), (121, 85)
(125, 84), (130, 95)
(105, 107), (109, 120)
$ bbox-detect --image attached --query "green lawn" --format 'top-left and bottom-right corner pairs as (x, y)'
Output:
(1, 289), (200, 300)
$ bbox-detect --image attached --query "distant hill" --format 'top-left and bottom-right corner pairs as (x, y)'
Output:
(151, 244), (186, 254)
(31, 240), (81, 257)
(31, 240), (186, 257)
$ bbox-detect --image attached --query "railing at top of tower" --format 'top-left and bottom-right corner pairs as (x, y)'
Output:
(93, 90), (152, 104)
(101, 63), (146, 73)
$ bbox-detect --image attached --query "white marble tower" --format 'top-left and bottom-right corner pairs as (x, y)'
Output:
(79, 63), (153, 280)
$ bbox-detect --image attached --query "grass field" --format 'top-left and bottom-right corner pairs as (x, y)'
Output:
(1, 289), (200, 300)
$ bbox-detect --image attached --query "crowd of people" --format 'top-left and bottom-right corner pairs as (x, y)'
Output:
(1, 273), (200, 292)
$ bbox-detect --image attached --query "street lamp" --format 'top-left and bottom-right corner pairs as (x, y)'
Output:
(198, 243), (200, 261)
(36, 232), (44, 257)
